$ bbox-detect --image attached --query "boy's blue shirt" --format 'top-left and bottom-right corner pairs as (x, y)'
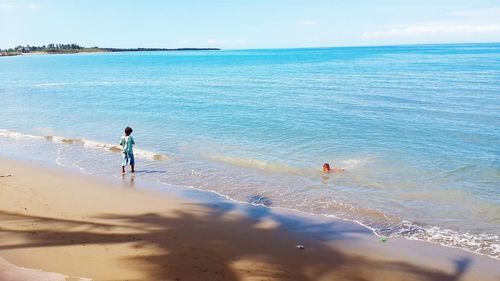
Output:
(120, 135), (135, 153)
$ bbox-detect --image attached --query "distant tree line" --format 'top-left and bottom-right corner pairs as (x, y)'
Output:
(1, 44), (220, 56)
(1, 43), (91, 53)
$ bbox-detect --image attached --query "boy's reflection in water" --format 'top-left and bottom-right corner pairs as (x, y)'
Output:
(122, 173), (135, 188)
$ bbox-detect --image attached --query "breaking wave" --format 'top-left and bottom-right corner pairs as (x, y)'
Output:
(0, 129), (166, 161)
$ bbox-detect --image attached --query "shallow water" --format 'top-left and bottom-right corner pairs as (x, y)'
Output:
(0, 44), (499, 258)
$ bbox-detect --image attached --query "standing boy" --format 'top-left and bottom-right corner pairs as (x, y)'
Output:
(120, 127), (135, 173)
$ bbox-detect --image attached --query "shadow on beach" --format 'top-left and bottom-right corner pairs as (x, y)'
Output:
(0, 201), (472, 281)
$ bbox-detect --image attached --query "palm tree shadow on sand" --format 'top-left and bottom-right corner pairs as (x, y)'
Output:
(0, 201), (473, 281)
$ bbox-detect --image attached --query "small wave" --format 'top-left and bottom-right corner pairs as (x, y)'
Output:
(55, 137), (85, 145)
(440, 164), (476, 176)
(35, 81), (145, 88)
(0, 129), (167, 161)
(36, 82), (77, 87)
(209, 154), (372, 175)
(377, 221), (500, 259)
(338, 158), (372, 170)
(209, 154), (305, 174)
(58, 137), (167, 160)
(135, 149), (166, 160)
(0, 129), (45, 141)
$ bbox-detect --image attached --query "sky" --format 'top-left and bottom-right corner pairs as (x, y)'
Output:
(1, 0), (499, 49)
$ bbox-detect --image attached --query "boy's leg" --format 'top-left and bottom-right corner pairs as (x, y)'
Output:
(122, 152), (128, 173)
(130, 153), (135, 173)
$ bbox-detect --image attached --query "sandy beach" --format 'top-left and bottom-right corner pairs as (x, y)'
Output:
(0, 157), (498, 280)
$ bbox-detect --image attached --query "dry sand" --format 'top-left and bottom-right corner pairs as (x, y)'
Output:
(0, 157), (499, 281)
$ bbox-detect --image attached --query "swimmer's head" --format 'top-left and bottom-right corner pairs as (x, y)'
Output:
(323, 163), (331, 172)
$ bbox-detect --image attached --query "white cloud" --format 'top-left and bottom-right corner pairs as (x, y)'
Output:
(362, 23), (500, 38)
(296, 20), (318, 27)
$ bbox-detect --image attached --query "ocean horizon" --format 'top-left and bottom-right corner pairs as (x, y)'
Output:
(1, 42), (499, 259)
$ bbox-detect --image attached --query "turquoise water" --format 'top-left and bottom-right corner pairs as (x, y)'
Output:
(0, 44), (499, 258)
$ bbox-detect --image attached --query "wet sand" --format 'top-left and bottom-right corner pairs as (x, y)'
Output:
(0, 157), (499, 281)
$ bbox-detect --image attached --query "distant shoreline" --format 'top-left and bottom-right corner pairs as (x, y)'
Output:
(1, 47), (221, 57)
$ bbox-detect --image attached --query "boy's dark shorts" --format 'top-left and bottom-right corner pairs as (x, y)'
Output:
(122, 152), (135, 166)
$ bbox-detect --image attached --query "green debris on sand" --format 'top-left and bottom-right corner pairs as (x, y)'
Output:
(379, 237), (387, 242)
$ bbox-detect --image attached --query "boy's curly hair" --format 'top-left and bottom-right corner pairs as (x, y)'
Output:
(124, 127), (133, 136)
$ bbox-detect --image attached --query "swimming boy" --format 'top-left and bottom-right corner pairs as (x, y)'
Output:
(120, 127), (135, 173)
(323, 163), (344, 173)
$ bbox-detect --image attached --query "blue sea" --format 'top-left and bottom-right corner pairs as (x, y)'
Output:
(0, 44), (499, 259)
